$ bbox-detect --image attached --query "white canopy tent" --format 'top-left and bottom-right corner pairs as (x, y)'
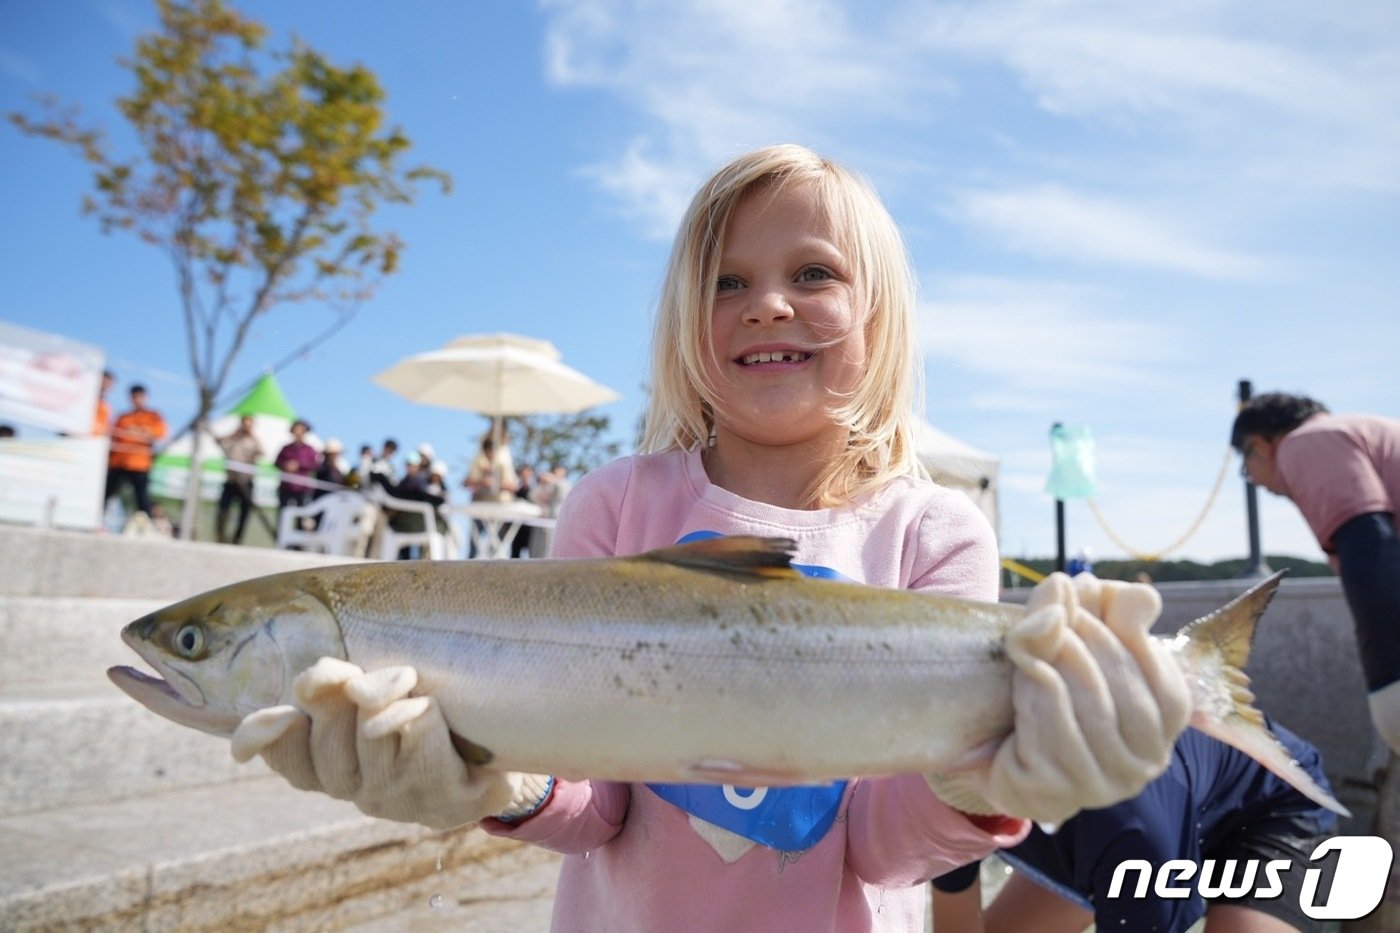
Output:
(915, 421), (1000, 539)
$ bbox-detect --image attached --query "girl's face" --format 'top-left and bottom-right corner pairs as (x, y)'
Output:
(705, 182), (867, 452)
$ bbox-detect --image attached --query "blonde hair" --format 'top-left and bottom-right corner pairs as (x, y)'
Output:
(640, 144), (924, 508)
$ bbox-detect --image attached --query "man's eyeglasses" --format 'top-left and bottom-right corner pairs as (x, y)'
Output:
(1239, 441), (1258, 479)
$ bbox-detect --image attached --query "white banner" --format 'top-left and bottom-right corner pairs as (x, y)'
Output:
(0, 436), (108, 529)
(0, 319), (105, 435)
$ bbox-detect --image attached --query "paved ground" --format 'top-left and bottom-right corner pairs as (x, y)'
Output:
(338, 852), (1026, 932)
(338, 845), (561, 932)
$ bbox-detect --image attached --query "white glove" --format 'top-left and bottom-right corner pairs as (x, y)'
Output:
(928, 573), (1191, 825)
(231, 658), (552, 830)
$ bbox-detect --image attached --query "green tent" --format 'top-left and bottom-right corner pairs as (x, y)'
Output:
(229, 374), (296, 421)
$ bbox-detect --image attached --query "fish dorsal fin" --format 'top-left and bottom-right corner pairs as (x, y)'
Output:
(640, 536), (803, 581)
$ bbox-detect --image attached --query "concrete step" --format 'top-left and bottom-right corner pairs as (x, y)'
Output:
(1, 596), (166, 689)
(0, 524), (365, 600)
(297, 838), (560, 933)
(0, 774), (545, 932)
(0, 684), (267, 818)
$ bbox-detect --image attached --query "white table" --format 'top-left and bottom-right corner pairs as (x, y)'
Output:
(449, 500), (555, 559)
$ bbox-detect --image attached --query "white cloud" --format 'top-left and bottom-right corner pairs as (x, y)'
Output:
(911, 3), (1338, 117)
(97, 1), (147, 39)
(578, 139), (702, 239)
(954, 185), (1271, 279)
(539, 0), (930, 234)
(905, 0), (1400, 192)
(538, 0), (1400, 235)
(919, 274), (1183, 399)
(0, 50), (42, 87)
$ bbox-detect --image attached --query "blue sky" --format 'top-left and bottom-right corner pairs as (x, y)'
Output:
(3, 0), (1397, 562)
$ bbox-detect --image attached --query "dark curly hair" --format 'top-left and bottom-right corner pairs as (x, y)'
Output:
(1230, 392), (1329, 451)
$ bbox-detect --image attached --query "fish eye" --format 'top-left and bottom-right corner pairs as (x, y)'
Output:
(174, 623), (206, 659)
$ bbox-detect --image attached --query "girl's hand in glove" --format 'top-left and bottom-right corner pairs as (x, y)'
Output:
(231, 658), (552, 830)
(928, 573), (1192, 826)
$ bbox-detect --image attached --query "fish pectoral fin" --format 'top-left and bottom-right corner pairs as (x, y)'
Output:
(682, 757), (813, 786)
(641, 536), (802, 581)
(449, 732), (495, 767)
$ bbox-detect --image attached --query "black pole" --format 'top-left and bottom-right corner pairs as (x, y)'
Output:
(1055, 499), (1067, 573)
(1052, 421), (1066, 572)
(1238, 380), (1272, 579)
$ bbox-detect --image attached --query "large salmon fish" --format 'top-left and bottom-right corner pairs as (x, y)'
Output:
(107, 536), (1345, 815)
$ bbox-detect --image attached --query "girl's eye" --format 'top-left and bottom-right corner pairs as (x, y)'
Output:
(798, 266), (832, 283)
(716, 275), (743, 292)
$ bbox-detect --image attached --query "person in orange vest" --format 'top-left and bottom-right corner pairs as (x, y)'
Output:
(105, 383), (168, 518)
(92, 369), (115, 437)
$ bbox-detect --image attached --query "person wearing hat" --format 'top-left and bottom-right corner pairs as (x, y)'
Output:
(425, 459), (451, 534)
(216, 414), (264, 544)
(315, 437), (348, 496)
(274, 419), (320, 515)
(383, 454), (451, 557)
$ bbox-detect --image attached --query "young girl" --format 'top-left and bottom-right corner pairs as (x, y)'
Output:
(235, 145), (1191, 932)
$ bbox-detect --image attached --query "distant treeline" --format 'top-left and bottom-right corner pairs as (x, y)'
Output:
(1004, 554), (1333, 586)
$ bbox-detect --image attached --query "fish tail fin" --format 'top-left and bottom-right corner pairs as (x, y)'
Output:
(1176, 569), (1350, 817)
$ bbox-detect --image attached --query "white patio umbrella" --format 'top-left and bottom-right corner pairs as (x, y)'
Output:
(371, 333), (620, 448)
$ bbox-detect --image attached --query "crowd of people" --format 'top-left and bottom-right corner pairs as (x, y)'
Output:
(90, 370), (571, 556)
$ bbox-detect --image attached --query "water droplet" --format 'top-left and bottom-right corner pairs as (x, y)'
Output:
(428, 894), (444, 910)
(435, 856), (443, 872)
(583, 850), (591, 859)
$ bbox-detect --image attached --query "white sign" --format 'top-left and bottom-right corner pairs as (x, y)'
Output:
(0, 319), (105, 435)
(0, 436), (109, 529)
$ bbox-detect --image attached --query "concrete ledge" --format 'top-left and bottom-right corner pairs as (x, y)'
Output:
(0, 777), (535, 932)
(0, 596), (166, 688)
(0, 688), (267, 817)
(306, 839), (561, 933)
(0, 525), (367, 600)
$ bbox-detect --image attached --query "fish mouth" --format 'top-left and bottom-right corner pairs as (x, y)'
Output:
(106, 665), (241, 737)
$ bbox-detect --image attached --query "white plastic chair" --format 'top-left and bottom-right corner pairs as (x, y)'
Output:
(370, 491), (458, 560)
(276, 491), (379, 557)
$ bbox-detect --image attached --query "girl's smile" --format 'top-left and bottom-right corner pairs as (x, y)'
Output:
(733, 343), (815, 369)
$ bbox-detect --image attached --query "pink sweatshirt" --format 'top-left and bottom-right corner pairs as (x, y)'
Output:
(481, 449), (1028, 932)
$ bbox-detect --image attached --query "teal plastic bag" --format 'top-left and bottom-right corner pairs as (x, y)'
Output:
(1046, 424), (1097, 500)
